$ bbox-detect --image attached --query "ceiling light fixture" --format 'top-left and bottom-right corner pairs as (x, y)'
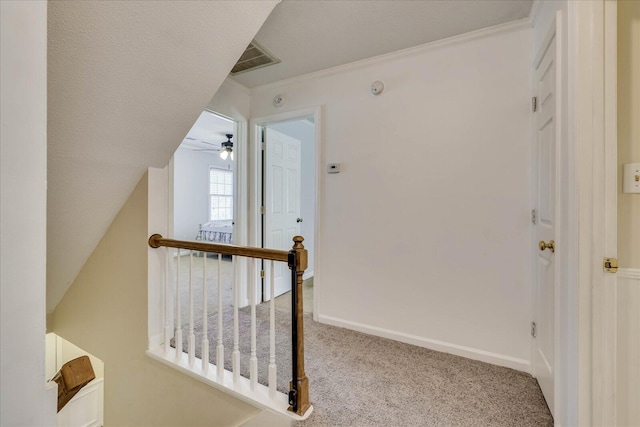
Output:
(220, 134), (234, 161)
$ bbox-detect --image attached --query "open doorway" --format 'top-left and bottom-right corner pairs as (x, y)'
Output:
(172, 110), (239, 327)
(173, 110), (237, 244)
(258, 116), (316, 315)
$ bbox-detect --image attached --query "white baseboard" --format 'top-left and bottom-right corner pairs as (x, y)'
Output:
(303, 270), (314, 281)
(317, 314), (531, 373)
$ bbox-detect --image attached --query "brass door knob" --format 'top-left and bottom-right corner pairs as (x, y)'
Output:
(539, 240), (555, 253)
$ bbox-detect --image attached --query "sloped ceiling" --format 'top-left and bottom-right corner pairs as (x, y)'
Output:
(232, 0), (532, 88)
(47, 1), (279, 311)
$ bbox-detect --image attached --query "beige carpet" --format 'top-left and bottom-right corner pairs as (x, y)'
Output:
(275, 276), (314, 314)
(176, 254), (313, 327)
(175, 299), (553, 427)
(176, 253), (235, 328)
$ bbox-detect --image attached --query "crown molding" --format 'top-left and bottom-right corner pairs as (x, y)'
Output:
(250, 18), (531, 94)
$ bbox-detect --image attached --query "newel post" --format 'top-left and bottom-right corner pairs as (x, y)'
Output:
(289, 235), (310, 416)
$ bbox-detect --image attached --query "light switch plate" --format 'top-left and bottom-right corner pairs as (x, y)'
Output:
(623, 163), (640, 194)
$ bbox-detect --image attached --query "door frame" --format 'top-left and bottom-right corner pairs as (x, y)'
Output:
(530, 1), (617, 424)
(570, 0), (618, 424)
(249, 107), (322, 319)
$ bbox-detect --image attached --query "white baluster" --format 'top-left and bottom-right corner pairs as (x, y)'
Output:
(201, 251), (209, 373)
(175, 249), (182, 361)
(188, 251), (195, 366)
(269, 260), (277, 398)
(232, 255), (240, 384)
(164, 247), (171, 354)
(250, 258), (258, 391)
(216, 253), (224, 381)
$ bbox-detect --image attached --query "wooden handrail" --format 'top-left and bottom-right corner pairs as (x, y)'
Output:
(148, 234), (289, 262)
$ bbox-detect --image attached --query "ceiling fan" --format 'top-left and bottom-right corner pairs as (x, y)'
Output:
(219, 134), (234, 160)
(189, 134), (233, 161)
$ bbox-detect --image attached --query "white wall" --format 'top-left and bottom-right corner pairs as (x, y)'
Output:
(0, 1), (57, 425)
(269, 120), (316, 277)
(174, 147), (233, 241)
(251, 24), (533, 370)
(208, 79), (252, 124)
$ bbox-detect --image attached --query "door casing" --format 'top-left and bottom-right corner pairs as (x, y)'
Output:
(249, 107), (322, 320)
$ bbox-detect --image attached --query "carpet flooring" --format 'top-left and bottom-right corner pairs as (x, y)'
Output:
(176, 253), (235, 328)
(274, 277), (314, 314)
(174, 300), (553, 427)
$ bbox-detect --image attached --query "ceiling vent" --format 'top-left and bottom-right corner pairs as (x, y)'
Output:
(230, 40), (280, 75)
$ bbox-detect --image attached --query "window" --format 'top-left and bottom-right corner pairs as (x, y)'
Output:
(209, 167), (233, 221)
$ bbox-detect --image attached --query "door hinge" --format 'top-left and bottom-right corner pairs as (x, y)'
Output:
(603, 257), (618, 273)
(531, 322), (537, 338)
(532, 96), (538, 112)
(260, 205), (265, 215)
(260, 270), (265, 278)
(531, 209), (537, 225)
(261, 141), (265, 151)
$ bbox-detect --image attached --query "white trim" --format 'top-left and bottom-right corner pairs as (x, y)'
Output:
(618, 268), (640, 280)
(250, 107), (322, 321)
(148, 166), (170, 354)
(302, 270), (313, 281)
(317, 315), (531, 373)
(571, 1), (618, 424)
(533, 15), (557, 68)
(528, 0), (544, 27)
(250, 19), (531, 94)
(148, 333), (162, 350)
(55, 335), (63, 371)
(146, 348), (313, 421)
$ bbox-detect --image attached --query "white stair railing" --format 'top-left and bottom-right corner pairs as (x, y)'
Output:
(269, 260), (277, 399)
(201, 251), (209, 373)
(216, 253), (224, 381)
(147, 235), (312, 419)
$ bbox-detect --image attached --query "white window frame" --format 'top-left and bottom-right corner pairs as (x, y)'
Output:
(209, 166), (233, 221)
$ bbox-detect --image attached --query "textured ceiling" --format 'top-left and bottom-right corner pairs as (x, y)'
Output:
(232, 0), (533, 88)
(47, 1), (279, 311)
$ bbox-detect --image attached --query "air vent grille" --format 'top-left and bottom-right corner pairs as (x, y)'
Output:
(230, 41), (280, 75)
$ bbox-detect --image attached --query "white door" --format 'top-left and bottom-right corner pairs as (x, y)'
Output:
(533, 32), (556, 416)
(264, 128), (302, 299)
